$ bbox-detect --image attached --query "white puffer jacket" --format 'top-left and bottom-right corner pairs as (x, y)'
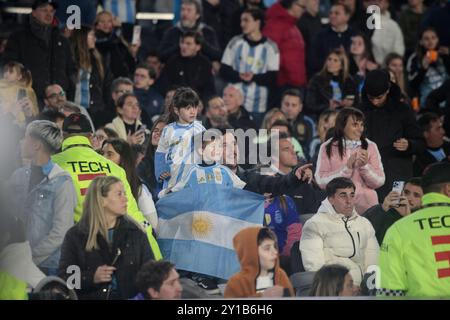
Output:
(299, 198), (379, 285)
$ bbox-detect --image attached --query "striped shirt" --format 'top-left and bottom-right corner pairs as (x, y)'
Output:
(155, 121), (205, 195)
(74, 69), (91, 109)
(222, 35), (279, 114)
(102, 0), (136, 24)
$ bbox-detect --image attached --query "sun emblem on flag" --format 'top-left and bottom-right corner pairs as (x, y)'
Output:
(191, 213), (214, 238)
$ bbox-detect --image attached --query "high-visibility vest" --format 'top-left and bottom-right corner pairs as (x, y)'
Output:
(0, 271), (28, 300)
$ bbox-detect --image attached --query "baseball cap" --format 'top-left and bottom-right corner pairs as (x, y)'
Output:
(62, 113), (93, 134)
(32, 0), (58, 10)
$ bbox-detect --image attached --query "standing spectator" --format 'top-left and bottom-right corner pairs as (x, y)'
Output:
(263, 0), (308, 99)
(420, 0), (450, 48)
(359, 69), (425, 199)
(399, 0), (427, 57)
(58, 176), (154, 300)
(94, 11), (136, 79)
(101, 0), (137, 42)
(102, 138), (158, 229)
(280, 88), (316, 155)
(297, 0), (322, 78)
(9, 120), (76, 275)
(308, 109), (337, 166)
(69, 26), (113, 126)
(315, 107), (385, 214)
(161, 31), (216, 103)
(221, 8), (279, 126)
(309, 264), (357, 296)
(378, 162), (450, 297)
(348, 32), (378, 95)
(3, 0), (76, 105)
(134, 260), (183, 300)
(406, 27), (450, 108)
(310, 3), (356, 75)
(203, 95), (228, 129)
(224, 227), (294, 298)
(300, 177), (379, 287)
(306, 49), (358, 118)
(414, 113), (450, 175)
(133, 63), (165, 126)
(158, 0), (222, 71)
(364, 177), (423, 245)
(231, 0), (267, 37)
(223, 84), (257, 131)
(137, 117), (168, 202)
(105, 93), (147, 145)
(385, 53), (410, 103)
(370, 0), (405, 65)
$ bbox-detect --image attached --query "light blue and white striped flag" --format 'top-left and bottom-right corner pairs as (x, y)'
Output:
(155, 184), (265, 280)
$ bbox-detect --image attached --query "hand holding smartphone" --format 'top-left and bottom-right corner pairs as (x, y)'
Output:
(391, 181), (405, 205)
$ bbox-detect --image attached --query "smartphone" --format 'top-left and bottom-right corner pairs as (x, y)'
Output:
(137, 124), (147, 135)
(17, 88), (27, 102)
(392, 181), (405, 205)
(131, 25), (141, 45)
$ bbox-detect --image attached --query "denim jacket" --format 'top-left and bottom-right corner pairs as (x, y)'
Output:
(9, 163), (77, 269)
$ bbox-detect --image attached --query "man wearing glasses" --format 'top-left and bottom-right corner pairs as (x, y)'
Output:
(263, 0), (308, 106)
(43, 84), (67, 111)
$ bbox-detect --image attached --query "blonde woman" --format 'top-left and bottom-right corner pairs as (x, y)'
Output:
(59, 176), (154, 300)
(309, 109), (338, 165)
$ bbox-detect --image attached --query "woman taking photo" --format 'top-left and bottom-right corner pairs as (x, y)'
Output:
(59, 176), (154, 300)
(102, 138), (158, 229)
(315, 108), (385, 214)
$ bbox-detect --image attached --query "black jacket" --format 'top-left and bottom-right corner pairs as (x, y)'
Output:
(228, 106), (257, 131)
(160, 53), (216, 101)
(363, 204), (403, 245)
(413, 141), (450, 176)
(297, 12), (323, 79)
(425, 78), (450, 135)
(359, 83), (425, 198)
(306, 73), (358, 117)
(84, 51), (113, 115)
(158, 21), (222, 63)
(59, 216), (154, 300)
(4, 17), (76, 105)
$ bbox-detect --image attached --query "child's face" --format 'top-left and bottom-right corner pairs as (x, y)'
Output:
(3, 68), (21, 83)
(258, 239), (278, 272)
(176, 105), (198, 124)
(202, 138), (223, 163)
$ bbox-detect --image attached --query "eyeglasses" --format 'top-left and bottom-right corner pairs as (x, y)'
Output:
(47, 91), (65, 99)
(114, 89), (132, 95)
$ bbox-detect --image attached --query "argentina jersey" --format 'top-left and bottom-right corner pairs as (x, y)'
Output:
(165, 163), (246, 196)
(222, 35), (280, 114)
(102, 0), (136, 24)
(155, 121), (205, 194)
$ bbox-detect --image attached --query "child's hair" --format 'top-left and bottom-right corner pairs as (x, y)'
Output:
(309, 264), (350, 296)
(168, 87), (200, 122)
(257, 227), (278, 248)
(3, 61), (33, 87)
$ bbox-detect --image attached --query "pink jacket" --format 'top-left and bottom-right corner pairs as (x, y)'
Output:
(315, 139), (385, 214)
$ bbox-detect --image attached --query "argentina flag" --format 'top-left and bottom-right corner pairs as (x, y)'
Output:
(156, 184), (265, 280)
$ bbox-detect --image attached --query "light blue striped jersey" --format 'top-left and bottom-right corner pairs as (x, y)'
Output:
(102, 0), (136, 24)
(222, 35), (279, 114)
(74, 69), (91, 109)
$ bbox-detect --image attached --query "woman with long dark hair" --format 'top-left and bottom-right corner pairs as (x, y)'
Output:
(315, 108), (385, 214)
(309, 264), (356, 296)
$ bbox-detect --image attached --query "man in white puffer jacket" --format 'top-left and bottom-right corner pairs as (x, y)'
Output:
(300, 177), (379, 287)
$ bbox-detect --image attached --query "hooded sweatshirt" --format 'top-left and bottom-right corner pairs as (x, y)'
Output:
(224, 226), (294, 298)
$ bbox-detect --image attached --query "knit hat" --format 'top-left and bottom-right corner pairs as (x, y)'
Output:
(364, 70), (391, 97)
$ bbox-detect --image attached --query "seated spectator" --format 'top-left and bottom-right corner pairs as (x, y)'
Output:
(224, 227), (294, 298)
(300, 177), (379, 287)
(223, 84), (257, 131)
(384, 53), (410, 103)
(306, 49), (358, 118)
(160, 31), (216, 102)
(308, 109), (337, 167)
(310, 2), (356, 75)
(348, 32), (378, 95)
(137, 117), (168, 202)
(315, 107), (385, 214)
(133, 260), (183, 300)
(158, 0), (222, 66)
(202, 95), (229, 129)
(105, 93), (147, 145)
(407, 27), (450, 108)
(425, 78), (450, 136)
(58, 176), (154, 300)
(280, 88), (316, 155)
(1, 61), (39, 125)
(9, 120), (76, 275)
(309, 264), (357, 297)
(91, 126), (119, 152)
(43, 84), (68, 112)
(378, 162), (450, 297)
(370, 0), (405, 66)
(145, 50), (164, 93)
(102, 138), (158, 229)
(364, 177), (423, 245)
(133, 63), (164, 127)
(414, 113), (450, 176)
(270, 119), (305, 160)
(59, 101), (95, 131)
(69, 26), (112, 125)
(94, 11), (136, 79)
(37, 109), (66, 130)
(221, 8), (279, 126)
